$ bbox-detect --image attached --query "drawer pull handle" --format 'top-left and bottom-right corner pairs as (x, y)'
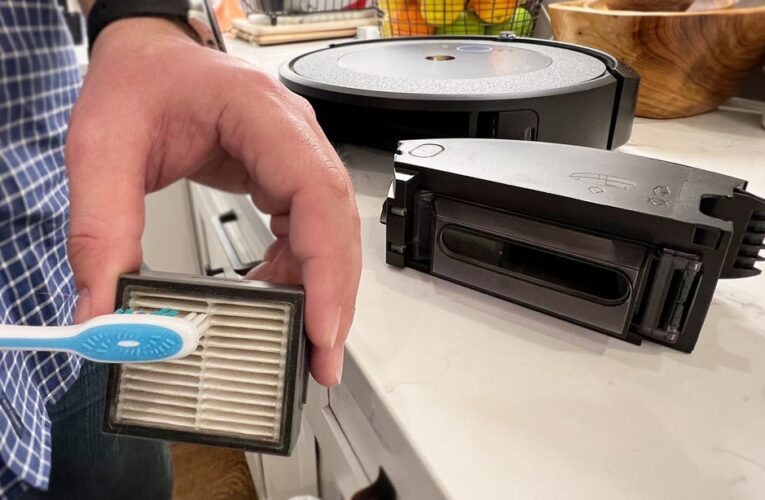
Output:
(212, 210), (261, 275)
(351, 468), (396, 500)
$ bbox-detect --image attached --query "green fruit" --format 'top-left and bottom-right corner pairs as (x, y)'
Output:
(435, 11), (485, 35)
(485, 7), (533, 36)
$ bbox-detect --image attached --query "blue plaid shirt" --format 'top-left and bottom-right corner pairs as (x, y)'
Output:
(0, 1), (82, 497)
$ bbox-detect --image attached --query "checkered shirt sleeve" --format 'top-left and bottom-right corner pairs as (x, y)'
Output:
(0, 0), (83, 498)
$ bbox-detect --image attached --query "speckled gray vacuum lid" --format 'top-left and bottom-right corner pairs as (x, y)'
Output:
(285, 39), (607, 97)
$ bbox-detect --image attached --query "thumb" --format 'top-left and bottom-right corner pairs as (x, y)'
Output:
(66, 128), (146, 324)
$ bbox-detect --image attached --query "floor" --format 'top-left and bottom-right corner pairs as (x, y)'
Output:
(171, 443), (258, 500)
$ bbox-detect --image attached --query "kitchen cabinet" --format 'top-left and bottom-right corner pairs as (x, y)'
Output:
(187, 183), (270, 278)
(142, 181), (200, 275)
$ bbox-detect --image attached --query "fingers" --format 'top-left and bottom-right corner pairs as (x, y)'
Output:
(334, 300), (356, 355)
(188, 155), (250, 194)
(66, 111), (147, 323)
(270, 214), (289, 238)
(262, 237), (288, 263)
(246, 240), (349, 386)
(219, 71), (361, 385)
(311, 344), (345, 387)
(288, 178), (361, 354)
(246, 238), (301, 284)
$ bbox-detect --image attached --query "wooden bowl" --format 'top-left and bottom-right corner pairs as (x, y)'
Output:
(604, 0), (693, 11)
(587, 0), (738, 11)
(550, 0), (765, 118)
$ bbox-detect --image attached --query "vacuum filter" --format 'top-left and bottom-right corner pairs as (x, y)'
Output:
(104, 272), (307, 455)
(280, 36), (639, 150)
(382, 139), (765, 352)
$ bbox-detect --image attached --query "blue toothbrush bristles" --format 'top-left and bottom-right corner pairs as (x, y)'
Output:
(153, 308), (179, 317)
(113, 306), (180, 317)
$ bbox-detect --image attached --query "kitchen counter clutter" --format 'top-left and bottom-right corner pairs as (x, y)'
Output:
(198, 39), (765, 499)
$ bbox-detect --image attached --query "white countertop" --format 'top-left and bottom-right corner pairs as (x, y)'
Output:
(227, 37), (765, 500)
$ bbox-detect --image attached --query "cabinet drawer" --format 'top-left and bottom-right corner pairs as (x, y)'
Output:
(330, 354), (445, 500)
(247, 415), (319, 500)
(305, 379), (371, 500)
(188, 185), (274, 278)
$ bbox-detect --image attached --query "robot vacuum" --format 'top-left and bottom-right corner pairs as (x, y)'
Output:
(279, 36), (639, 150)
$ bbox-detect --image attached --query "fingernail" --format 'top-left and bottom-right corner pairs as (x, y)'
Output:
(327, 306), (342, 348)
(74, 288), (90, 324)
(334, 358), (344, 386)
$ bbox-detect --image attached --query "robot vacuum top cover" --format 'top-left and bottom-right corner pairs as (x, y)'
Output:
(283, 38), (608, 100)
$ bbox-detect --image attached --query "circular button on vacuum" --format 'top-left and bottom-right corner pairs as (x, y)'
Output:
(410, 144), (445, 158)
(456, 45), (493, 53)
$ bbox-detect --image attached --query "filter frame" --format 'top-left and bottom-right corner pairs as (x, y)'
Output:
(103, 271), (308, 455)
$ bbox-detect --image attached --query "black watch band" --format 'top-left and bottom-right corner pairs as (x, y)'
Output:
(87, 0), (225, 54)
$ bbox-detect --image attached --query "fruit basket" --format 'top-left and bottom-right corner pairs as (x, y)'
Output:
(378, 0), (542, 37)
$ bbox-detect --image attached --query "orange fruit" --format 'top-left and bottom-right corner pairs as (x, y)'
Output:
(382, 2), (435, 36)
(468, 0), (518, 24)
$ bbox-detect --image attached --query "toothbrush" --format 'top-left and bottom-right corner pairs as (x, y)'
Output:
(0, 309), (207, 363)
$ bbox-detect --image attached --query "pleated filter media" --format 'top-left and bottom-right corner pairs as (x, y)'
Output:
(104, 272), (307, 455)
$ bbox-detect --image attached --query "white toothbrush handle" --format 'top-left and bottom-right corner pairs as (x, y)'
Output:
(0, 315), (201, 362)
(0, 323), (80, 340)
(0, 315), (156, 340)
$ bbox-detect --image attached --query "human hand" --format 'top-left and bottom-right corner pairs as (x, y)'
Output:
(66, 18), (361, 386)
